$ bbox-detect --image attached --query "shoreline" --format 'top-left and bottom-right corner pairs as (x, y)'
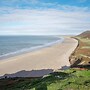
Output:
(0, 36), (63, 60)
(0, 37), (78, 77)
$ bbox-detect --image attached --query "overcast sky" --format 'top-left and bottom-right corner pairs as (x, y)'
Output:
(0, 0), (90, 35)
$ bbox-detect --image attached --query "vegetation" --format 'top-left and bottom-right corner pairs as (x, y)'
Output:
(0, 69), (90, 90)
(77, 31), (90, 39)
(70, 31), (90, 68)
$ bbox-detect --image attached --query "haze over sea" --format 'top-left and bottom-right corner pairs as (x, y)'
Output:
(0, 36), (62, 59)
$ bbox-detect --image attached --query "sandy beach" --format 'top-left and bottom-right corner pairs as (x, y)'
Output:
(0, 37), (78, 76)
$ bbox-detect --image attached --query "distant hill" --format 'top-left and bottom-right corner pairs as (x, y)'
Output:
(77, 30), (90, 38)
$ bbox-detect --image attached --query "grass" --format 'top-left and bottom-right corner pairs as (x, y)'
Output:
(37, 69), (90, 90)
(71, 36), (90, 65)
(76, 37), (90, 43)
(0, 69), (90, 90)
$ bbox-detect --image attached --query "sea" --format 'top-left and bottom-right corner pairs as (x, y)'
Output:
(0, 36), (63, 60)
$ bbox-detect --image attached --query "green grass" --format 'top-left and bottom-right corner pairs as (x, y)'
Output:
(0, 69), (90, 90)
(47, 70), (90, 90)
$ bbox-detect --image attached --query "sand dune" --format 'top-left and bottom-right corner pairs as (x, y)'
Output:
(0, 37), (78, 76)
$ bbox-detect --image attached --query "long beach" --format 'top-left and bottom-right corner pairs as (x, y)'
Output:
(0, 37), (78, 76)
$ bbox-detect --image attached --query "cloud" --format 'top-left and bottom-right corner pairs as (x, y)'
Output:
(0, 8), (90, 35)
(0, 0), (90, 35)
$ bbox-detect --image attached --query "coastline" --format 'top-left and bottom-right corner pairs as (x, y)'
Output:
(0, 36), (63, 60)
(0, 37), (78, 77)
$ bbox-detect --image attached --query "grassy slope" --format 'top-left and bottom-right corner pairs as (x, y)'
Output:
(0, 69), (90, 90)
(71, 36), (90, 66)
(77, 31), (90, 38)
(74, 37), (90, 57)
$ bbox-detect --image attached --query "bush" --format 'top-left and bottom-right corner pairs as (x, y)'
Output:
(35, 83), (47, 90)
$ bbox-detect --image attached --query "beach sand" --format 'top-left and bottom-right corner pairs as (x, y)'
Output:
(0, 37), (78, 76)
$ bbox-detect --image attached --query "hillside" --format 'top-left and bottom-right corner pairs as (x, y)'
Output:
(77, 30), (90, 38)
(0, 69), (90, 90)
(69, 30), (90, 68)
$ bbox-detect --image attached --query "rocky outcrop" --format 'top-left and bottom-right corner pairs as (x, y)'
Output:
(69, 55), (83, 67)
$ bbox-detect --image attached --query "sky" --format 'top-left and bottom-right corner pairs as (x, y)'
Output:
(0, 0), (90, 35)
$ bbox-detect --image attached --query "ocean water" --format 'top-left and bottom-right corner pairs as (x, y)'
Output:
(0, 36), (63, 59)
